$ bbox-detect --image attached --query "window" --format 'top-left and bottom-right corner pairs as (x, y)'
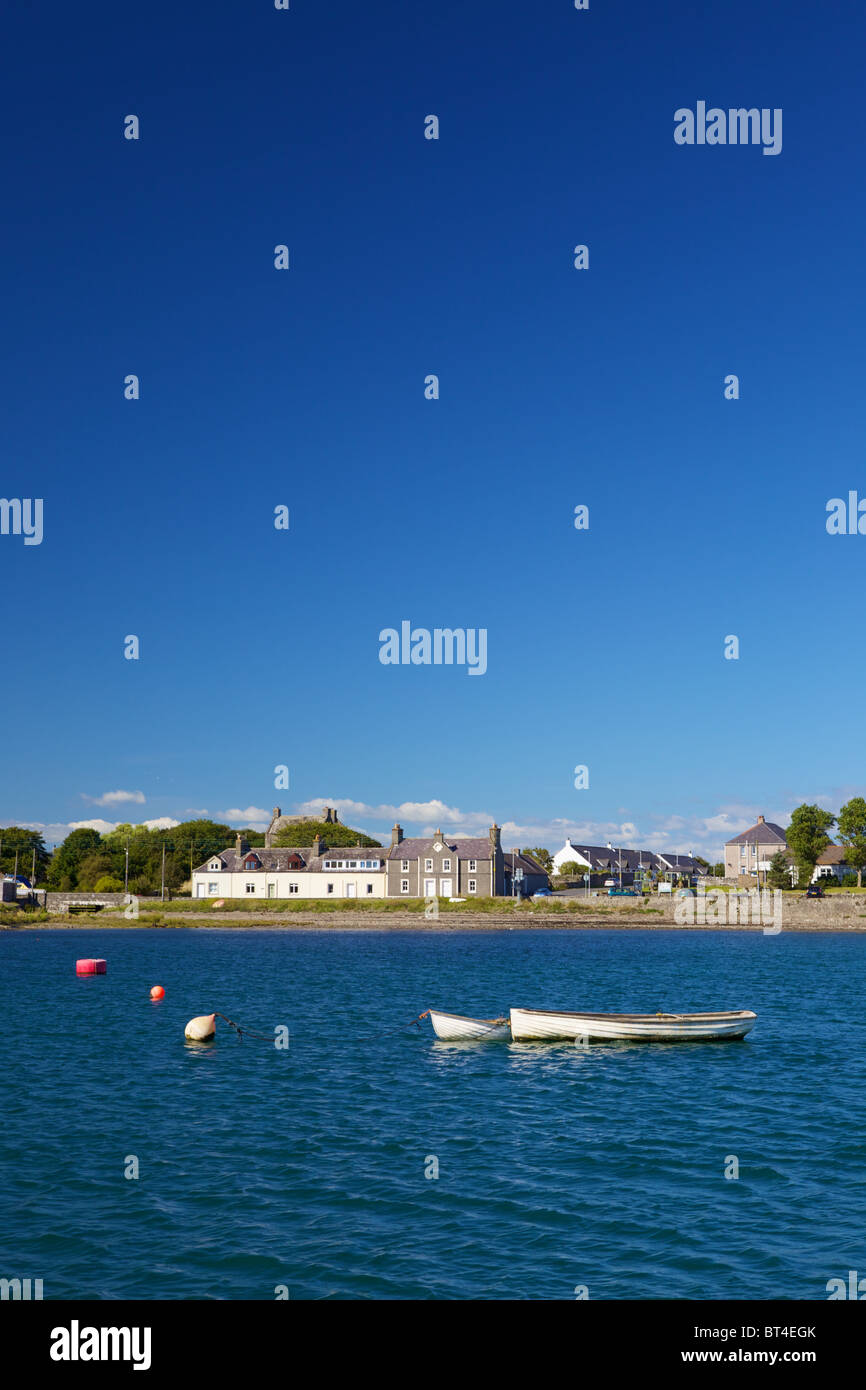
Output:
(289, 883), (299, 894)
(425, 859), (433, 872)
(245, 883), (256, 894)
(366, 883), (374, 894)
(401, 879), (409, 893)
(327, 883), (334, 894)
(469, 859), (477, 872)
(210, 860), (221, 870)
(442, 858), (451, 872)
(468, 880), (477, 893)
(348, 861), (357, 869)
(244, 857), (259, 870)
(207, 882), (218, 895)
(401, 859), (409, 872)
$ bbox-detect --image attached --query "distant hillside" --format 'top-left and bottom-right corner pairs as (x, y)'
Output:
(272, 820), (381, 849)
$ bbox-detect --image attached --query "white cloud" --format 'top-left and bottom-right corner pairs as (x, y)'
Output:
(68, 818), (121, 835)
(143, 817), (180, 830)
(218, 807), (271, 829)
(185, 808), (209, 816)
(81, 790), (146, 806)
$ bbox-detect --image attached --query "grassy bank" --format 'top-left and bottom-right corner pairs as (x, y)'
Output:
(135, 895), (663, 918)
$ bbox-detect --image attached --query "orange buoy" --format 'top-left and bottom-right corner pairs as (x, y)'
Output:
(76, 958), (106, 975)
(184, 1013), (216, 1041)
(150, 985), (165, 1000)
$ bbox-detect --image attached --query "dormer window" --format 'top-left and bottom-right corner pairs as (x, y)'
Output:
(209, 860), (221, 870)
(243, 855), (260, 871)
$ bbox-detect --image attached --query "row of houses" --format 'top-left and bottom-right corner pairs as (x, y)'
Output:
(192, 814), (548, 901)
(551, 839), (703, 882)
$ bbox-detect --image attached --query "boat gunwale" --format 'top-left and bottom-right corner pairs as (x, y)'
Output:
(429, 1009), (509, 1026)
(511, 1007), (756, 1023)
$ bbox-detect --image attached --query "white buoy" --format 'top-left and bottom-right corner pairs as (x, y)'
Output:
(185, 1013), (216, 1041)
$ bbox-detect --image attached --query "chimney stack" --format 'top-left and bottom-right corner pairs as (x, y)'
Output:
(489, 824), (501, 851)
(391, 824), (404, 846)
(235, 832), (247, 856)
(757, 815), (765, 824)
(312, 834), (322, 857)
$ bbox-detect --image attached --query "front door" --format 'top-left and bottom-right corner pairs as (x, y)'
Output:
(267, 882), (276, 898)
(440, 879), (452, 898)
(345, 883), (356, 897)
(424, 878), (436, 897)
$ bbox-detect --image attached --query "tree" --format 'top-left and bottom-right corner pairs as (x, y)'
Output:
(522, 846), (553, 874)
(837, 797), (866, 887)
(273, 820), (381, 849)
(785, 804), (835, 884)
(557, 860), (582, 878)
(712, 862), (725, 878)
(766, 851), (792, 890)
(0, 827), (50, 883)
(48, 828), (103, 887)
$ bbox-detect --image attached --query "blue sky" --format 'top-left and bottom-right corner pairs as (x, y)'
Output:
(2, 0), (863, 862)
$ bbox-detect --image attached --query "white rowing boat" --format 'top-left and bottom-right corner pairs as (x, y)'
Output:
(509, 1007), (757, 1043)
(428, 1009), (512, 1041)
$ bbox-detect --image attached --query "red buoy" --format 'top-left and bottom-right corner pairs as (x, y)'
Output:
(76, 959), (107, 975)
(150, 985), (165, 1000)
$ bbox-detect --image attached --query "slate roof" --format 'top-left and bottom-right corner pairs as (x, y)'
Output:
(654, 852), (703, 873)
(725, 821), (787, 846)
(195, 846), (384, 874)
(816, 845), (848, 865)
(504, 852), (548, 877)
(556, 844), (659, 871)
(387, 838), (493, 861)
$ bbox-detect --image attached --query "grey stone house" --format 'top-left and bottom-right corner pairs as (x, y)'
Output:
(386, 824), (506, 898)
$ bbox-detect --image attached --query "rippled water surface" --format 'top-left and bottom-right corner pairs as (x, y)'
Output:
(2, 927), (864, 1300)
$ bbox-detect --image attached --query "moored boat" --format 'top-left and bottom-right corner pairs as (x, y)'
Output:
(509, 1007), (757, 1043)
(428, 1009), (511, 1041)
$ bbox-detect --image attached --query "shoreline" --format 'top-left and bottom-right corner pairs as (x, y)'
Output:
(6, 910), (866, 933)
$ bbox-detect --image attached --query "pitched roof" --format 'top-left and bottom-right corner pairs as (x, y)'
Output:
(194, 846), (385, 874)
(505, 852), (547, 876)
(387, 838), (492, 861)
(816, 845), (848, 865)
(725, 821), (787, 846)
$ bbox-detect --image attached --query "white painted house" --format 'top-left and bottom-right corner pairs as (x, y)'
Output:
(551, 839), (593, 875)
(192, 835), (387, 900)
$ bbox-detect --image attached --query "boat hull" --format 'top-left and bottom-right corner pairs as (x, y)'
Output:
(429, 1010), (511, 1041)
(509, 1007), (757, 1043)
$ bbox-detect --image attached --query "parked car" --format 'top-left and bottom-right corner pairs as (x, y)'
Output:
(532, 887), (553, 898)
(675, 887), (696, 899)
(805, 883), (825, 899)
(608, 887), (637, 897)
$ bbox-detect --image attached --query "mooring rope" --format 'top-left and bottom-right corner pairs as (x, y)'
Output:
(349, 1010), (431, 1040)
(213, 1011), (275, 1042)
(212, 1010), (430, 1042)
